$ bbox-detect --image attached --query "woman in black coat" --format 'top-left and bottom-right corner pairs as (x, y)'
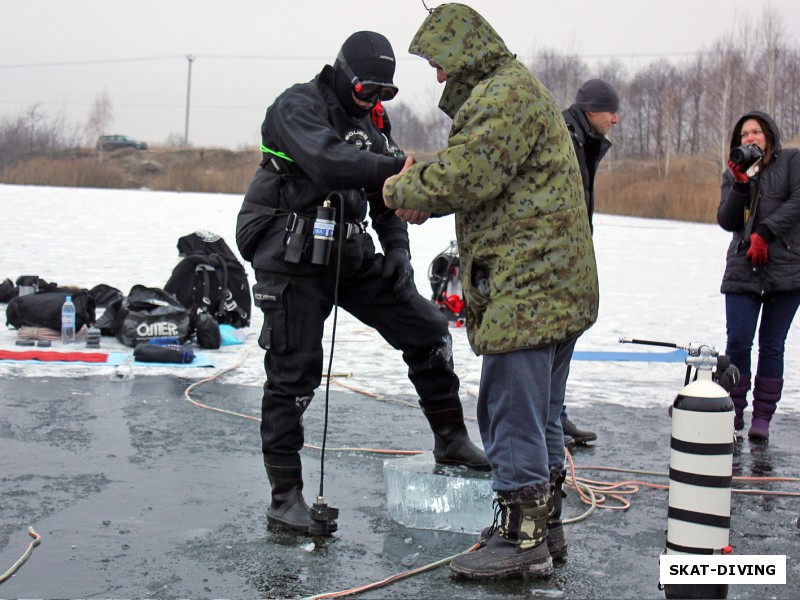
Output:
(718, 110), (800, 440)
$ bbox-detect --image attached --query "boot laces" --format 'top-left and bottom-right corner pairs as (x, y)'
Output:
(486, 497), (503, 538)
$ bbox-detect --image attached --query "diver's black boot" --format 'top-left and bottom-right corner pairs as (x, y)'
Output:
(547, 465), (568, 560)
(420, 403), (491, 471)
(264, 455), (337, 535)
(451, 484), (553, 580)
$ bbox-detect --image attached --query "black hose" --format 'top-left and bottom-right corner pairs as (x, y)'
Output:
(317, 192), (345, 499)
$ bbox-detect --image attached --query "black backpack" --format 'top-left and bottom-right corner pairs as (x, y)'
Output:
(0, 278), (15, 303)
(89, 283), (124, 307)
(164, 231), (251, 329)
(6, 288), (96, 331)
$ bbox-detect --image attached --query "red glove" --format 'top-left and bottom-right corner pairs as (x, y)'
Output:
(746, 233), (769, 266)
(728, 159), (749, 184)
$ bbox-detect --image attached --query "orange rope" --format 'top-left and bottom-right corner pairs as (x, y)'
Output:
(565, 461), (800, 510)
(331, 377), (383, 398)
(182, 350), (428, 456)
(304, 544), (480, 599)
(0, 527), (41, 584)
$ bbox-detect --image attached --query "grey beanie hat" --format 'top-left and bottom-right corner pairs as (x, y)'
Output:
(576, 79), (619, 112)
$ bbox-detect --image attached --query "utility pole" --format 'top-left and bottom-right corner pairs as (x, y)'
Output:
(766, 47), (778, 116)
(184, 54), (195, 147)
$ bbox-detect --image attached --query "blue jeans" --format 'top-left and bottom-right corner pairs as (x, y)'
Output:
(476, 337), (576, 492)
(725, 290), (800, 379)
(559, 337), (580, 423)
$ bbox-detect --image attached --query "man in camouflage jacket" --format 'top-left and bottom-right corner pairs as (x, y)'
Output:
(383, 3), (599, 580)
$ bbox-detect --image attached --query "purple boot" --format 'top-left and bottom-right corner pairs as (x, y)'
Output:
(748, 376), (783, 441)
(729, 373), (751, 432)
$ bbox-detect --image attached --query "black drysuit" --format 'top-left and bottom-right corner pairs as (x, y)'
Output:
(236, 65), (463, 476)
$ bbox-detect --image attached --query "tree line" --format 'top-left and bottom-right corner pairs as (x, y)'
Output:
(390, 6), (799, 175)
(2, 6), (796, 177)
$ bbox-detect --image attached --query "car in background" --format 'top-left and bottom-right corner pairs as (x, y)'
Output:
(96, 134), (148, 151)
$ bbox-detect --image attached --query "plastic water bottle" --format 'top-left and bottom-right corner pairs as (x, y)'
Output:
(61, 295), (76, 345)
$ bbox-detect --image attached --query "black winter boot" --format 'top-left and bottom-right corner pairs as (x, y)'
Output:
(450, 484), (553, 580)
(547, 465), (568, 560)
(420, 403), (491, 471)
(264, 455), (337, 535)
(478, 467), (568, 559)
(562, 418), (596, 444)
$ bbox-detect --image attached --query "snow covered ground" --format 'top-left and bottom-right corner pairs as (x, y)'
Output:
(1, 183), (798, 412)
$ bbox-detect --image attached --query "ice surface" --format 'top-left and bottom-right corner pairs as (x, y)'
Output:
(383, 453), (494, 533)
(4, 184), (799, 542)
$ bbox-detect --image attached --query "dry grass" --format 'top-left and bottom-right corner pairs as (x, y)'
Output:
(0, 147), (260, 194)
(3, 140), (798, 224)
(597, 135), (800, 224)
(596, 154), (723, 224)
(1, 156), (131, 189)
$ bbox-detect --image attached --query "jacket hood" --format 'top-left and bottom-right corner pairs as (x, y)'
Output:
(730, 110), (781, 153)
(408, 3), (513, 117)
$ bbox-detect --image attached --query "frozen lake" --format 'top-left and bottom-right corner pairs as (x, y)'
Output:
(1, 183), (798, 413)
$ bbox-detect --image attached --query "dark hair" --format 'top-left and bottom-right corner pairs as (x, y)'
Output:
(737, 116), (775, 166)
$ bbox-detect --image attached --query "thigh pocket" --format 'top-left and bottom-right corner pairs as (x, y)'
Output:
(253, 280), (291, 353)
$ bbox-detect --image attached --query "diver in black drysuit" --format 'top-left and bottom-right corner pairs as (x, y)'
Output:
(235, 31), (489, 535)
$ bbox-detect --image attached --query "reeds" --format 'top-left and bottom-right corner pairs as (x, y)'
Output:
(3, 145), (797, 225)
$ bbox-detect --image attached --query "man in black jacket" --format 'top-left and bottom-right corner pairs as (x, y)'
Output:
(236, 31), (489, 536)
(560, 78), (620, 446)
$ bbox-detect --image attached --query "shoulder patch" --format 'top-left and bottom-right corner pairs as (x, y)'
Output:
(344, 129), (373, 151)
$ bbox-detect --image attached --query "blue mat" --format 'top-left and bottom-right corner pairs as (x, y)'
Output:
(572, 349), (686, 362)
(0, 351), (214, 368)
(108, 352), (215, 368)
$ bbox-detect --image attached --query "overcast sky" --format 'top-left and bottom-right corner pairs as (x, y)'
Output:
(2, 0), (798, 149)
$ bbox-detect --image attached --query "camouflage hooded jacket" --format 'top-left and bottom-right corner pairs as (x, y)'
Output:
(383, 3), (599, 355)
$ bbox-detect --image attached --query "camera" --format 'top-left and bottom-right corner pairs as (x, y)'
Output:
(729, 143), (763, 171)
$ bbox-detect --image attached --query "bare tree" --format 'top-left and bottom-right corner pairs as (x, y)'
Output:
(0, 110), (31, 167)
(0, 103), (79, 167)
(528, 49), (589, 109)
(87, 90), (113, 158)
(773, 46), (800, 138)
(387, 101), (427, 152)
(683, 55), (706, 155)
(702, 33), (746, 167)
(24, 104), (45, 152)
(421, 108), (451, 153)
(756, 6), (784, 115)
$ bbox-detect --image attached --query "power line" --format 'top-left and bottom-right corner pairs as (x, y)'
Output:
(0, 56), (185, 69)
(0, 49), (709, 71)
(529, 51), (702, 60)
(0, 55), (335, 70)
